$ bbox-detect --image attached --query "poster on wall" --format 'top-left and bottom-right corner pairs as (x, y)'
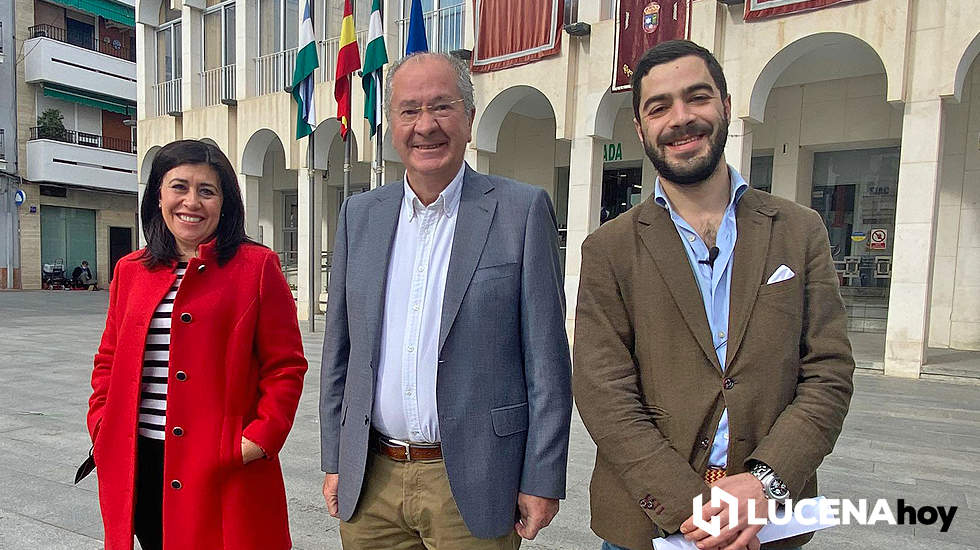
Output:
(744, 0), (861, 22)
(868, 228), (887, 250)
(471, 0), (563, 73)
(612, 0), (691, 93)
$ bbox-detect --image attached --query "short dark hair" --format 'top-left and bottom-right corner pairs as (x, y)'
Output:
(140, 139), (254, 268)
(631, 40), (728, 120)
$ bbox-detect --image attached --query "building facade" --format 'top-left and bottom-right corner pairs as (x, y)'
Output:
(135, 0), (980, 378)
(5, 0), (140, 290)
(2, 0), (21, 288)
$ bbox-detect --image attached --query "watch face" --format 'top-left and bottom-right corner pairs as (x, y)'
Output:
(769, 480), (790, 499)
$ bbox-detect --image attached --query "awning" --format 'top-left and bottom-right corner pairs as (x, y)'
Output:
(43, 84), (136, 116)
(47, 0), (135, 27)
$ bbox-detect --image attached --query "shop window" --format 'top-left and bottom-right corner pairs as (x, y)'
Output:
(811, 147), (899, 290)
(601, 166), (642, 224)
(750, 155), (773, 193)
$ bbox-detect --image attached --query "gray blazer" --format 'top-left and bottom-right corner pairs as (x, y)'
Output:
(319, 164), (572, 539)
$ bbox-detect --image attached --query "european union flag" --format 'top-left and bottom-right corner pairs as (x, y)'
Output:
(405, 0), (429, 55)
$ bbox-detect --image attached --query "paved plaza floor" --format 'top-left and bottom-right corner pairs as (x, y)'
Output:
(1, 290), (978, 549)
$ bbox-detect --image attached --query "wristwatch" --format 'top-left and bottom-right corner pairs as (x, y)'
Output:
(749, 462), (790, 503)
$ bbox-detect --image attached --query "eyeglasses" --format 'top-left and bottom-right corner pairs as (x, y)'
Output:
(397, 98), (465, 124)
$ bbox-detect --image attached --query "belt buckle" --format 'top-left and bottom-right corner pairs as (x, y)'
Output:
(387, 437), (412, 461)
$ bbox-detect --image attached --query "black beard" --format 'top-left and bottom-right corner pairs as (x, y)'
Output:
(644, 118), (728, 186)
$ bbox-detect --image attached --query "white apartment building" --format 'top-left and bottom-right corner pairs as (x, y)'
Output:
(5, 0), (140, 290)
(135, 0), (980, 378)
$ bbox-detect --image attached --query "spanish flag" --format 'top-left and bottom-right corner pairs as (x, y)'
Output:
(335, 0), (361, 140)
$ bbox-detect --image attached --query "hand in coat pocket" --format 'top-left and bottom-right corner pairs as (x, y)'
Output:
(241, 436), (266, 464)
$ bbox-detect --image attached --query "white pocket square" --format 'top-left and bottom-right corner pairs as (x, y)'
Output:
(766, 264), (795, 284)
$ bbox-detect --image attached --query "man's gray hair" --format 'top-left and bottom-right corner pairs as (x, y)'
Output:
(383, 52), (475, 119)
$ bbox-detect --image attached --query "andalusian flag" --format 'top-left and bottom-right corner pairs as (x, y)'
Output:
(291, 0), (318, 139)
(335, 0), (361, 140)
(362, 0), (387, 137)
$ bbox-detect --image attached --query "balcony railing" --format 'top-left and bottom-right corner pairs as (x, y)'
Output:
(316, 30), (367, 84)
(201, 64), (237, 106)
(29, 126), (136, 154)
(397, 3), (464, 57)
(255, 48), (297, 96)
(28, 24), (135, 62)
(153, 78), (182, 116)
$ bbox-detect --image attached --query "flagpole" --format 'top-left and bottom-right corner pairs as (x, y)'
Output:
(374, 71), (383, 190)
(307, 0), (317, 333)
(308, 130), (317, 332)
(373, 0), (384, 190)
(344, 87), (352, 201)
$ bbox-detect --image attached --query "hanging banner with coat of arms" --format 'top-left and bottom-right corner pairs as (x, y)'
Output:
(612, 0), (691, 92)
(744, 0), (859, 21)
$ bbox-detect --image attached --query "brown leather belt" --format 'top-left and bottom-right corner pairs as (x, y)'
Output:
(371, 430), (443, 462)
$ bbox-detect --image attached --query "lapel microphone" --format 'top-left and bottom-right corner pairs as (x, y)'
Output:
(698, 246), (720, 268)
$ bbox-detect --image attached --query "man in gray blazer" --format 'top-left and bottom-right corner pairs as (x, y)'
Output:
(319, 52), (572, 549)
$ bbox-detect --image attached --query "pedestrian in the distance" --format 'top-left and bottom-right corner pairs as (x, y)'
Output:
(86, 139), (308, 550)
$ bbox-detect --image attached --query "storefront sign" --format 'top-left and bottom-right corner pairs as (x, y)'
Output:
(604, 143), (623, 162)
(14, 189), (26, 206)
(869, 228), (887, 250)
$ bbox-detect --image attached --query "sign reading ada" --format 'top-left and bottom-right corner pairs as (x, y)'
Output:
(604, 143), (623, 162)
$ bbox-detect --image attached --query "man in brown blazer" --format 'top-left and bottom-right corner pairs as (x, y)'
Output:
(573, 40), (855, 550)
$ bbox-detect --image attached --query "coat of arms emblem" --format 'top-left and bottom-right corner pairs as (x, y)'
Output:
(643, 2), (661, 34)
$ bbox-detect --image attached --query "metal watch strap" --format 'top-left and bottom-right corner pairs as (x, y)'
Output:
(749, 461), (788, 502)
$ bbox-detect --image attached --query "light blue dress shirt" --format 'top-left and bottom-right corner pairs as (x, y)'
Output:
(653, 166), (749, 468)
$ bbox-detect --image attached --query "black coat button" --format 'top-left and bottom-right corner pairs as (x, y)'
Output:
(700, 438), (710, 448)
(723, 377), (735, 390)
(172, 427), (184, 436)
(175, 371), (187, 381)
(171, 480), (182, 489)
(197, 264), (206, 273)
(180, 312), (192, 323)
(364, 415), (369, 425)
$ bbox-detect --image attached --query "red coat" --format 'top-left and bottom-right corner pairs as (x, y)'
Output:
(87, 241), (308, 550)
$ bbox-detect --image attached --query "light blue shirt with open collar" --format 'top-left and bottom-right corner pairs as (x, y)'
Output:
(653, 165), (749, 468)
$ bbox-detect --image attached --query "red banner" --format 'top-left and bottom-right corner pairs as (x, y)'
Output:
(612, 0), (691, 92)
(744, 0), (860, 21)
(471, 0), (563, 74)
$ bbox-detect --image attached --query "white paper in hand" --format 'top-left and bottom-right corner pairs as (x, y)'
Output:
(652, 497), (835, 550)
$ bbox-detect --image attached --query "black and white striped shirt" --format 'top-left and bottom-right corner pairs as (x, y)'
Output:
(138, 262), (187, 440)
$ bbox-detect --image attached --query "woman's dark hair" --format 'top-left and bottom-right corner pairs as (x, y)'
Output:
(140, 139), (254, 268)
(631, 40), (728, 120)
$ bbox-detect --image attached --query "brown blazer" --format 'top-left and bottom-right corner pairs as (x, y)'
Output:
(573, 188), (854, 550)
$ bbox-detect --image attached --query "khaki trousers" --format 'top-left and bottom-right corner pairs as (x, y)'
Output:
(340, 451), (521, 550)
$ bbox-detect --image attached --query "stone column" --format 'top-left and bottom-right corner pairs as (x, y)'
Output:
(135, 22), (155, 120)
(725, 118), (754, 183)
(564, 136), (603, 337)
(884, 99), (945, 377)
(641, 154), (657, 202)
(464, 148), (491, 173)
(236, 0), (257, 99)
(297, 168), (324, 321)
(241, 174), (260, 241)
(181, 3), (203, 111)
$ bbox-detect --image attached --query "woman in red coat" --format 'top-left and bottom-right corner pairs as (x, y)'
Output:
(87, 140), (308, 549)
